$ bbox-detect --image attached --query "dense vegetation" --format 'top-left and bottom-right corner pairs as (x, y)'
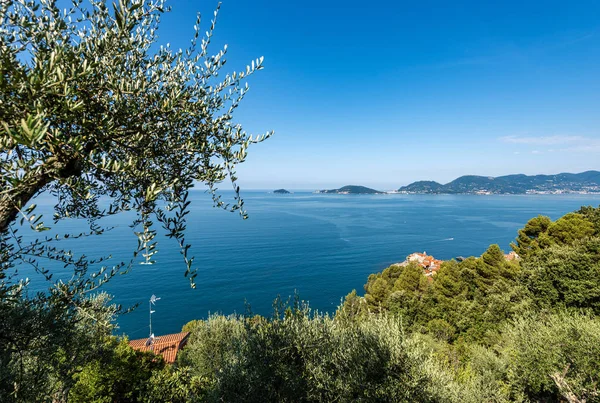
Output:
(398, 170), (600, 194)
(350, 204), (600, 401)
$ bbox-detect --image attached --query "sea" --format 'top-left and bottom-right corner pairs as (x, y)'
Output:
(17, 190), (600, 339)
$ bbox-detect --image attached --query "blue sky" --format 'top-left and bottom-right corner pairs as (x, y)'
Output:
(159, 1), (600, 189)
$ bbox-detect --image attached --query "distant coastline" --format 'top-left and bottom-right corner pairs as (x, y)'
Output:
(300, 170), (600, 195)
(397, 170), (600, 195)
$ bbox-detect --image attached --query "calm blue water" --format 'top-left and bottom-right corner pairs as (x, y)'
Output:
(18, 191), (600, 338)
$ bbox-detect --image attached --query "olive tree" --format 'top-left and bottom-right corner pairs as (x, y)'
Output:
(0, 1), (270, 399)
(0, 0), (271, 288)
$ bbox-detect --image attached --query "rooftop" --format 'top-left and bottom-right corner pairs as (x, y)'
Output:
(129, 331), (190, 364)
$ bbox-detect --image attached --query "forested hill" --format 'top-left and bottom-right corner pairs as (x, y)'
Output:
(316, 185), (384, 194)
(398, 170), (600, 194)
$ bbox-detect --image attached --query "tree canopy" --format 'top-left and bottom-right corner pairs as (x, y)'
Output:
(0, 0), (271, 288)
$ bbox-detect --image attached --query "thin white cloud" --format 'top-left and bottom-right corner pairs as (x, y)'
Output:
(499, 135), (585, 145)
(559, 144), (600, 153)
(499, 135), (600, 153)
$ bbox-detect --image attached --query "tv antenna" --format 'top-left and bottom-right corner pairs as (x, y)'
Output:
(146, 294), (161, 349)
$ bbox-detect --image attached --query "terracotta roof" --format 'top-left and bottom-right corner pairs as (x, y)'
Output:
(403, 252), (445, 278)
(129, 332), (190, 364)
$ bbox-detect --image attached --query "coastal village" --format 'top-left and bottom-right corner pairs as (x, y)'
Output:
(397, 252), (444, 280)
(397, 250), (519, 281)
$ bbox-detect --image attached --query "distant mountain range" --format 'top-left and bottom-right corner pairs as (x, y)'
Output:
(398, 171), (600, 194)
(315, 185), (384, 194)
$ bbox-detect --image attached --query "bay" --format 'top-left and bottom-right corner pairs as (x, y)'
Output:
(19, 191), (600, 339)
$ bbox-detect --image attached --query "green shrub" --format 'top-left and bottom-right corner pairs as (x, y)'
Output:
(500, 311), (600, 402)
(70, 338), (165, 402)
(523, 237), (600, 313)
(181, 308), (467, 402)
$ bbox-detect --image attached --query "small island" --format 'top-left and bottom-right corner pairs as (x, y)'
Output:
(315, 185), (384, 194)
(273, 189), (291, 194)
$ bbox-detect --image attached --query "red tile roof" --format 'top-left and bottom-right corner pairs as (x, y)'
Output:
(129, 332), (190, 364)
(404, 252), (444, 277)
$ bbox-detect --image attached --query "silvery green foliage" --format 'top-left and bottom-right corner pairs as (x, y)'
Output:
(0, 0), (272, 288)
(179, 304), (464, 402)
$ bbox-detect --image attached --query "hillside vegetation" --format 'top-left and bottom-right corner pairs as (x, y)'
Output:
(399, 170), (600, 194)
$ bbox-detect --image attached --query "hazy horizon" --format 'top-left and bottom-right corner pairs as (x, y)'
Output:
(230, 168), (598, 191)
